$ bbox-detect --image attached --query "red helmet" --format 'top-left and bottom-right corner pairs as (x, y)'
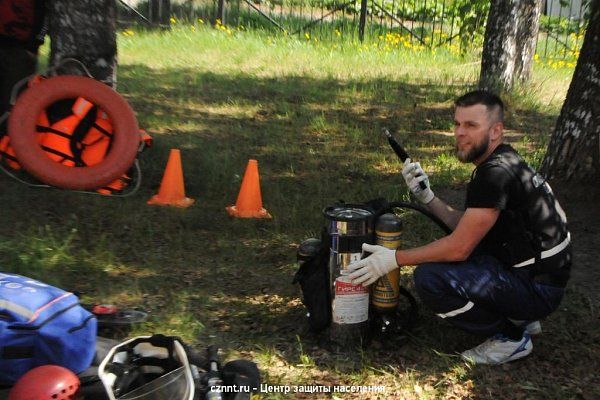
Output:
(8, 365), (81, 400)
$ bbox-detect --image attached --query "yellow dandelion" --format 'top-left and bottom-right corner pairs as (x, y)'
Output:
(170, 17), (177, 24)
(335, 29), (341, 36)
(305, 32), (310, 40)
(198, 18), (204, 24)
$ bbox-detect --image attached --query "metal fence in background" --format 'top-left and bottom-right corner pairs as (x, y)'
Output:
(117, 0), (170, 27)
(117, 0), (591, 59)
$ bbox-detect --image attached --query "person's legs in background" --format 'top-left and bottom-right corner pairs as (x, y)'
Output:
(0, 45), (38, 132)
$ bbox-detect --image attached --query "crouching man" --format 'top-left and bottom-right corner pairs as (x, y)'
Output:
(348, 90), (571, 365)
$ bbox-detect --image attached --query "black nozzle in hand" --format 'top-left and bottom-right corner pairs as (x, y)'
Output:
(382, 128), (409, 162)
(382, 128), (427, 190)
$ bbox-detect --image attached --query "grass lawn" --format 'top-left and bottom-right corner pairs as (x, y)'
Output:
(2, 24), (597, 399)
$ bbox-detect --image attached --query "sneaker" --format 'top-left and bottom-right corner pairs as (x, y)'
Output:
(461, 332), (533, 365)
(510, 319), (542, 336)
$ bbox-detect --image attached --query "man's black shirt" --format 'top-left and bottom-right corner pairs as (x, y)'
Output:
(465, 143), (570, 281)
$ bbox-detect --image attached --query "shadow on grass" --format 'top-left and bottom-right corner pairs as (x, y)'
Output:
(0, 65), (585, 398)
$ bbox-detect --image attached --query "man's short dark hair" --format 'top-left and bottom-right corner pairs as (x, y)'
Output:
(454, 90), (504, 123)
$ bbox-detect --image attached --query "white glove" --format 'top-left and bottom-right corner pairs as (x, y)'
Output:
(347, 243), (399, 286)
(402, 158), (434, 204)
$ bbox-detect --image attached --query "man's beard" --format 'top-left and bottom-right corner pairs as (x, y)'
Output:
(455, 134), (489, 163)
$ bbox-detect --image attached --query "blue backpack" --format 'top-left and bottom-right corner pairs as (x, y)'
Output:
(0, 273), (97, 384)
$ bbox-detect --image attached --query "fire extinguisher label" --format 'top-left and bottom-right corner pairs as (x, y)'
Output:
(332, 276), (369, 324)
(372, 272), (400, 307)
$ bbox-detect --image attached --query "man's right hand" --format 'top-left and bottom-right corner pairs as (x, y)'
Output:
(402, 158), (434, 204)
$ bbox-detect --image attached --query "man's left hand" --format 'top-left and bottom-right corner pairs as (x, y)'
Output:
(347, 243), (399, 286)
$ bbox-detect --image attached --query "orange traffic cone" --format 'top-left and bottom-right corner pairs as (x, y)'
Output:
(226, 159), (272, 218)
(147, 149), (195, 208)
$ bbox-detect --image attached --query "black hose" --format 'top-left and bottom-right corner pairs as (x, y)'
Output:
(379, 200), (452, 235)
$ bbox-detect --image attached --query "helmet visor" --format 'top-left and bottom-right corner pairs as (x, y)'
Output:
(118, 366), (191, 400)
(99, 336), (195, 400)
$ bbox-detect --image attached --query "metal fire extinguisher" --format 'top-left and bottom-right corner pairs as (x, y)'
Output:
(371, 213), (403, 335)
(323, 204), (374, 349)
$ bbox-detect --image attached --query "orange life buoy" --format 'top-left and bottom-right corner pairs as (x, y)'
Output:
(8, 76), (140, 190)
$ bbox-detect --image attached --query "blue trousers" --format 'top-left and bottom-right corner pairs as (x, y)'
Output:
(413, 255), (565, 337)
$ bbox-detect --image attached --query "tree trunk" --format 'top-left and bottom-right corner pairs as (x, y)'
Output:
(150, 0), (171, 28)
(540, 0), (600, 181)
(514, 0), (542, 84)
(48, 0), (117, 87)
(479, 0), (518, 92)
(479, 0), (542, 93)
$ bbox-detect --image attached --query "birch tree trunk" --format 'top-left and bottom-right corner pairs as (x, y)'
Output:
(479, 0), (518, 92)
(479, 0), (542, 92)
(540, 0), (600, 181)
(48, 0), (117, 88)
(513, 0), (542, 84)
